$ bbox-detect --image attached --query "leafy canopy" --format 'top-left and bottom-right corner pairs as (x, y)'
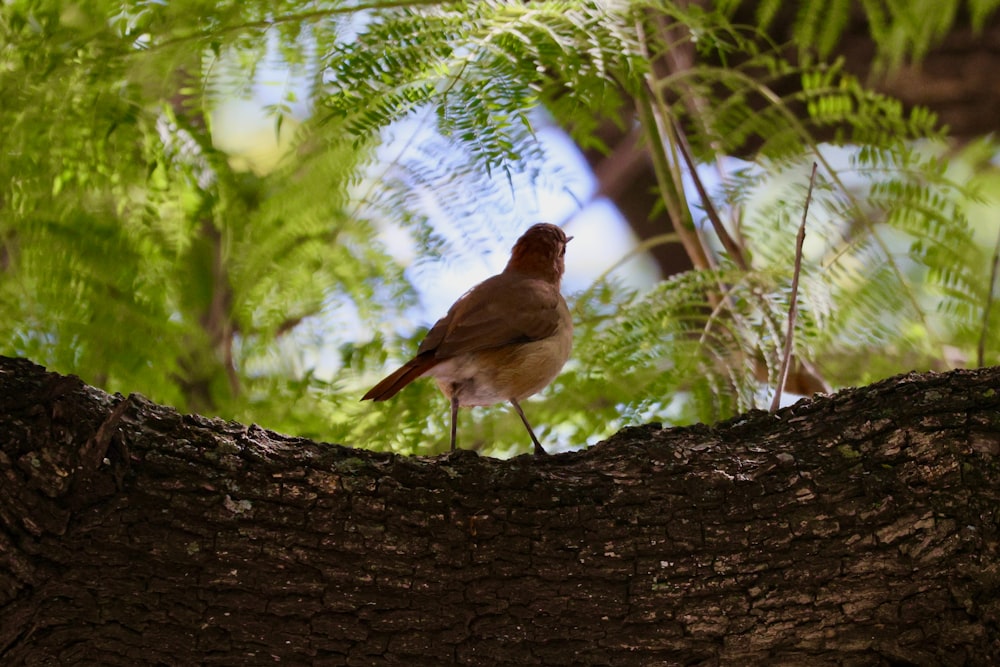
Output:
(2, 0), (997, 455)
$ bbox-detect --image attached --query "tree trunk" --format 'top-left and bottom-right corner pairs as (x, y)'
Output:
(2, 355), (999, 665)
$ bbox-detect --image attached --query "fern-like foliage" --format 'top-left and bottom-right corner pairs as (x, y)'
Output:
(0, 0), (405, 424)
(1, 0), (996, 455)
(322, 1), (997, 452)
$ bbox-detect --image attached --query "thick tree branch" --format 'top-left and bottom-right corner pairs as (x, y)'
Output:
(2, 356), (999, 665)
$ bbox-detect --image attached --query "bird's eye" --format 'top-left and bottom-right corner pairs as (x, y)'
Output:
(559, 244), (566, 257)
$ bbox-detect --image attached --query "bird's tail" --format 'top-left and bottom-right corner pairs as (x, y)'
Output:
(361, 354), (438, 401)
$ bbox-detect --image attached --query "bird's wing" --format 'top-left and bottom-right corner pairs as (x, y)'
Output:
(419, 274), (562, 358)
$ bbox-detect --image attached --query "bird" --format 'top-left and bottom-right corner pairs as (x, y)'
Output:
(362, 223), (573, 455)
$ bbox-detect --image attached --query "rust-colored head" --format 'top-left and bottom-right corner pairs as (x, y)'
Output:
(504, 223), (572, 283)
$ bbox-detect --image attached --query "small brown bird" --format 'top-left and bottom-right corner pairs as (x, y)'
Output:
(362, 223), (573, 455)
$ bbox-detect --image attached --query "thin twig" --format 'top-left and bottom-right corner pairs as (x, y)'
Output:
(978, 220), (1000, 367)
(771, 162), (817, 413)
(633, 17), (712, 272)
(673, 120), (748, 270)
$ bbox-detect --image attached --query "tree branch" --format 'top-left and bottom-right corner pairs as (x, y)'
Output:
(771, 162), (816, 412)
(2, 356), (999, 665)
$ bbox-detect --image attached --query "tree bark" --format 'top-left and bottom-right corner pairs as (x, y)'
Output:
(2, 355), (999, 665)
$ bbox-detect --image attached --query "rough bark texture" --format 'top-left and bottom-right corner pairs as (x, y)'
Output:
(2, 355), (999, 665)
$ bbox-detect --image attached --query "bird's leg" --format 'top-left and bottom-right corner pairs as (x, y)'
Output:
(450, 390), (459, 452)
(510, 398), (548, 455)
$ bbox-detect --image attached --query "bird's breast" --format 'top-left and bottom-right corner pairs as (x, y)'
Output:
(427, 302), (573, 407)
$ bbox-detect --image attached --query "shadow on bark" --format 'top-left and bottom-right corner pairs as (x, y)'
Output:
(1, 356), (999, 665)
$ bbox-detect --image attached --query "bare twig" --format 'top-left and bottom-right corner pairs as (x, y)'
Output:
(634, 16), (713, 272)
(771, 163), (818, 413)
(979, 220), (1000, 367)
(673, 121), (748, 270)
(650, 12), (747, 271)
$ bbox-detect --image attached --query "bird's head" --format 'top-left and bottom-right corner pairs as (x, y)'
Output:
(505, 223), (572, 283)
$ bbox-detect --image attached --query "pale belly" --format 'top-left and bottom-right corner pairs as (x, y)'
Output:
(425, 324), (572, 407)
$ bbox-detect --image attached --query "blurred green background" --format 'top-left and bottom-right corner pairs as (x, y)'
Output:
(3, 0), (999, 456)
